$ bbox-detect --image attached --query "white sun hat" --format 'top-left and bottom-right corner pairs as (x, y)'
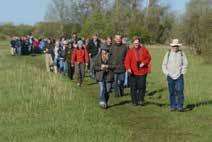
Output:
(170, 39), (182, 47)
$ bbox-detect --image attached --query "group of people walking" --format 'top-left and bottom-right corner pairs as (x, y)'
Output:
(10, 33), (188, 112)
(10, 34), (47, 56)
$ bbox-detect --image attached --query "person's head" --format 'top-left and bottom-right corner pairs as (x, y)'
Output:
(170, 39), (182, 52)
(114, 35), (122, 45)
(92, 34), (98, 41)
(63, 40), (69, 47)
(68, 42), (73, 48)
(55, 41), (60, 47)
(60, 36), (65, 42)
(47, 38), (52, 44)
(72, 32), (77, 39)
(122, 37), (129, 45)
(106, 36), (112, 46)
(77, 40), (84, 49)
(132, 36), (140, 49)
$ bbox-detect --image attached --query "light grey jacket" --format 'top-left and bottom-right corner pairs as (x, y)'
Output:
(162, 50), (188, 80)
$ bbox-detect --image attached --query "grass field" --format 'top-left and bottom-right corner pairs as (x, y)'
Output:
(0, 40), (212, 142)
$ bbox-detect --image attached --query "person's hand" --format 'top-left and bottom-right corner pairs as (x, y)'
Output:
(139, 63), (145, 68)
(85, 63), (88, 69)
(104, 65), (109, 68)
(127, 69), (132, 73)
(101, 64), (105, 70)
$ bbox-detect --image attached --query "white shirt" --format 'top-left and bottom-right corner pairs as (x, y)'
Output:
(162, 50), (188, 80)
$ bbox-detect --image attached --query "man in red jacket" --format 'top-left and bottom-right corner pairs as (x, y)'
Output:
(71, 40), (89, 87)
(125, 37), (151, 106)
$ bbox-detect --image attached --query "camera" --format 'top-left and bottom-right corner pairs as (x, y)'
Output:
(137, 61), (141, 68)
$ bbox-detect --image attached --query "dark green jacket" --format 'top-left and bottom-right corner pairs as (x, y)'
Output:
(111, 43), (128, 73)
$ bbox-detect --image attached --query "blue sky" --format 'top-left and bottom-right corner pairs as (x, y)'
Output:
(0, 0), (188, 25)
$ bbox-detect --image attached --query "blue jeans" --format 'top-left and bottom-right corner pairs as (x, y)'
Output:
(90, 57), (96, 78)
(167, 75), (184, 110)
(59, 58), (66, 75)
(99, 81), (112, 103)
(114, 73), (125, 97)
(17, 46), (22, 56)
(124, 71), (129, 86)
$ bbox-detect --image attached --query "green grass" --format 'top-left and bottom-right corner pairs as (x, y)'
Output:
(0, 41), (212, 142)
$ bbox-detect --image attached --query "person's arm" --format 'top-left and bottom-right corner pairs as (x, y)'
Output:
(93, 56), (102, 71)
(71, 50), (76, 65)
(162, 52), (169, 76)
(85, 49), (89, 64)
(141, 48), (151, 67)
(181, 52), (188, 74)
(125, 50), (132, 73)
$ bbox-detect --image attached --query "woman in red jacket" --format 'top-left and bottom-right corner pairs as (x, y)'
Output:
(125, 37), (151, 106)
(71, 40), (89, 87)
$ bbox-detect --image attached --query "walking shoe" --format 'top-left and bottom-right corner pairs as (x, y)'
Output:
(170, 108), (177, 112)
(100, 102), (107, 109)
(138, 101), (145, 106)
(132, 103), (138, 106)
(178, 108), (184, 112)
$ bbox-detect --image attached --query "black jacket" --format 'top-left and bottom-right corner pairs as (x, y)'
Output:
(87, 39), (101, 58)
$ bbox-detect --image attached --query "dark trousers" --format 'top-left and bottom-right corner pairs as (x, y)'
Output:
(68, 63), (75, 80)
(130, 74), (147, 105)
(167, 75), (184, 110)
(76, 63), (85, 85)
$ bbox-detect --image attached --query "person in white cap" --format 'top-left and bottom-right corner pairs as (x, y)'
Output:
(162, 39), (188, 112)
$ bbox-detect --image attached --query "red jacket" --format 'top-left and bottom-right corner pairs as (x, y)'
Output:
(71, 48), (89, 65)
(33, 40), (40, 48)
(125, 46), (151, 76)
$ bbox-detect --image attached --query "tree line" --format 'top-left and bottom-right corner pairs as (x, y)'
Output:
(0, 0), (211, 62)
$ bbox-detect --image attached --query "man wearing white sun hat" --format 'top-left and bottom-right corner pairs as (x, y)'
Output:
(162, 39), (188, 112)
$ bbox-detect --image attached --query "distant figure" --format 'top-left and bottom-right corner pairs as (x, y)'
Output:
(58, 40), (68, 75)
(125, 37), (151, 106)
(162, 39), (188, 112)
(66, 42), (75, 80)
(53, 41), (60, 74)
(71, 40), (89, 87)
(87, 34), (101, 78)
(10, 36), (16, 56)
(44, 38), (54, 72)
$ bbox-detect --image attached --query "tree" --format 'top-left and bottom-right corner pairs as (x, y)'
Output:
(181, 0), (212, 62)
(144, 0), (174, 43)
